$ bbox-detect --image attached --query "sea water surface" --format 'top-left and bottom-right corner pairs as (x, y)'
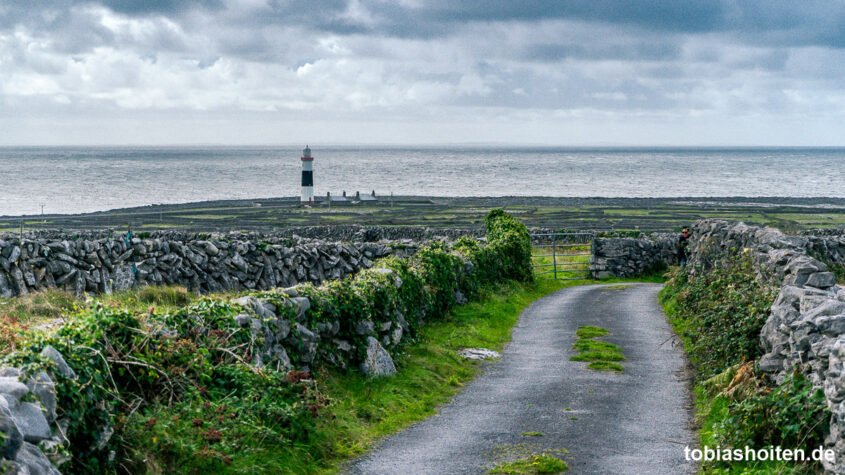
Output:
(1, 146), (843, 216)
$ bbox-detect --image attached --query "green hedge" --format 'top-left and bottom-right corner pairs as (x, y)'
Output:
(2, 209), (532, 473)
(659, 253), (777, 379)
(259, 209), (533, 364)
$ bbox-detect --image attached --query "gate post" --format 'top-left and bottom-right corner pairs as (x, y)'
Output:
(552, 233), (557, 280)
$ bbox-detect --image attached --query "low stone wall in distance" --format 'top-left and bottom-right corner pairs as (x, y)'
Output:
(590, 235), (678, 278)
(0, 231), (420, 299)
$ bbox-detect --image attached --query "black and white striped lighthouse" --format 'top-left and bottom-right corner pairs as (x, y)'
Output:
(300, 145), (314, 203)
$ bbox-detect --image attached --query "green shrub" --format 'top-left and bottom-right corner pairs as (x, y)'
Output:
(707, 372), (830, 471)
(659, 254), (777, 379)
(2, 298), (318, 473)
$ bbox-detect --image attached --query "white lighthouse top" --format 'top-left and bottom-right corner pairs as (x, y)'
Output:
(302, 145), (312, 158)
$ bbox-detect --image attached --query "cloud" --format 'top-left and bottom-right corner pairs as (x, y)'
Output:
(0, 0), (843, 144)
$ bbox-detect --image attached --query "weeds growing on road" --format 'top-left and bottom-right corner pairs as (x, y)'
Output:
(571, 339), (620, 353)
(570, 325), (625, 372)
(574, 326), (609, 339)
(488, 453), (569, 474)
(569, 350), (625, 362)
(488, 444), (569, 474)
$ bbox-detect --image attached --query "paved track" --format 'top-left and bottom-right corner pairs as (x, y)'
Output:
(346, 283), (695, 474)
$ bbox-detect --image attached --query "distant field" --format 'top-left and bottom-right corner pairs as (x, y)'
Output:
(2, 196), (845, 233)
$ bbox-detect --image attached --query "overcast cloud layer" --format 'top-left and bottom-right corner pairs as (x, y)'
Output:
(1, 0), (843, 145)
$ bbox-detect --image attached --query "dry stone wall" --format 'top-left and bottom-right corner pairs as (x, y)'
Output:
(587, 220), (845, 472)
(0, 231), (419, 299)
(589, 224), (844, 281)
(0, 346), (77, 474)
(684, 220), (845, 473)
(590, 235), (678, 278)
(269, 224), (482, 242)
(807, 232), (845, 268)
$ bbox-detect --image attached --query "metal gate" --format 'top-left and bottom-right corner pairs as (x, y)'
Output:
(531, 232), (595, 280)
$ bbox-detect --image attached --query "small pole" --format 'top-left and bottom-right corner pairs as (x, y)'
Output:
(552, 234), (557, 280)
(19, 219), (23, 239)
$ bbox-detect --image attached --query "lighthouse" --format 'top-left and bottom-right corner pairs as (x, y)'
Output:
(300, 145), (314, 203)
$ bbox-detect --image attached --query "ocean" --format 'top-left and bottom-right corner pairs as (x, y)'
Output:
(1, 146), (843, 217)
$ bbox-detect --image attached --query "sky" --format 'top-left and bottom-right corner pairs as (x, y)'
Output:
(0, 0), (843, 146)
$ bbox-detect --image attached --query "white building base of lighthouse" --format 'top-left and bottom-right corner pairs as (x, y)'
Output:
(301, 186), (314, 202)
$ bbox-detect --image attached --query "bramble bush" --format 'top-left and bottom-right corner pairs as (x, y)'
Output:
(1, 209), (533, 473)
(659, 253), (777, 379)
(716, 372), (829, 454)
(661, 250), (828, 472)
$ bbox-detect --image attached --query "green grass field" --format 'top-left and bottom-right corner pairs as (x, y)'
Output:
(6, 197), (845, 233)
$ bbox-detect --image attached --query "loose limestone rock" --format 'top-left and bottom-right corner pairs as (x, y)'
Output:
(355, 320), (375, 336)
(807, 272), (837, 289)
(458, 348), (502, 360)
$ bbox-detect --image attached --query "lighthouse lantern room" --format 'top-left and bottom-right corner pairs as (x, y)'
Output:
(300, 145), (314, 203)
